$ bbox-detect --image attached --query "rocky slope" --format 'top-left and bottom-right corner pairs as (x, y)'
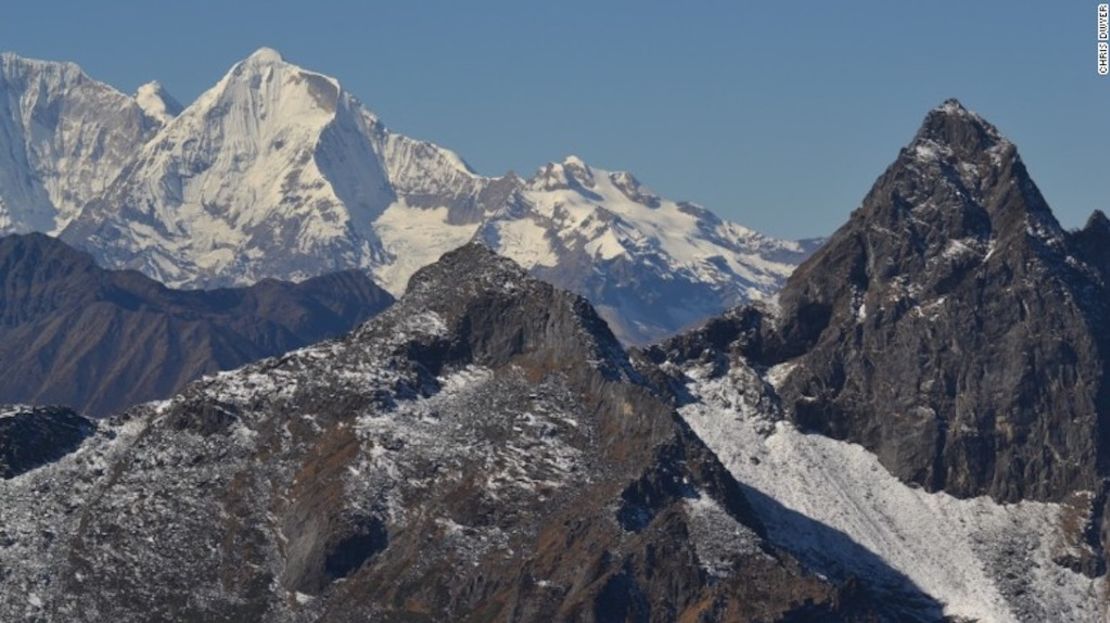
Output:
(638, 99), (1110, 620)
(0, 244), (909, 622)
(0, 48), (812, 343)
(764, 99), (1110, 505)
(0, 52), (167, 234)
(0, 233), (393, 417)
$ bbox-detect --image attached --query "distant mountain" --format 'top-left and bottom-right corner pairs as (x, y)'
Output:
(478, 156), (822, 343)
(0, 233), (393, 417)
(0, 48), (814, 344)
(0, 244), (901, 621)
(0, 52), (168, 234)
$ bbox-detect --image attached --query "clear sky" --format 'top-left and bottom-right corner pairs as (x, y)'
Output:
(2, 1), (1106, 238)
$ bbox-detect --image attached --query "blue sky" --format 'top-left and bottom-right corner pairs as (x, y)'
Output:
(2, 1), (1106, 238)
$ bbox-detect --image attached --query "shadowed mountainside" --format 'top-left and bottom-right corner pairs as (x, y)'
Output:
(0, 233), (394, 417)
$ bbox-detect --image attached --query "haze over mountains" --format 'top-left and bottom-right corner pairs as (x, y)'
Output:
(0, 233), (392, 417)
(2, 96), (1109, 621)
(0, 48), (817, 344)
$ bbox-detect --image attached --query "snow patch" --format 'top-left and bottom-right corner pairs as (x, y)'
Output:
(681, 370), (1107, 622)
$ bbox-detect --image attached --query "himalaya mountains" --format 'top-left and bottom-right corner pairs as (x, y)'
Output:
(0, 48), (817, 344)
(2, 44), (1109, 621)
(2, 91), (1109, 620)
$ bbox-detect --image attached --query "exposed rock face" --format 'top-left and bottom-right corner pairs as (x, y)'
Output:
(0, 233), (394, 417)
(0, 405), (93, 479)
(638, 304), (1106, 622)
(0, 244), (891, 622)
(625, 101), (1110, 621)
(763, 99), (1110, 505)
(640, 101), (1110, 603)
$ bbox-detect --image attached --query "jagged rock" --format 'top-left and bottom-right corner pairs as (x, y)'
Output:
(0, 243), (891, 622)
(766, 99), (1110, 503)
(643, 101), (1110, 617)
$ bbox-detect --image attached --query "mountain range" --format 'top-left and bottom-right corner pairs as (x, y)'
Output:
(1, 98), (1109, 621)
(0, 232), (392, 417)
(0, 48), (817, 345)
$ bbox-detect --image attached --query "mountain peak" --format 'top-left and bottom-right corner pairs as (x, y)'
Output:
(0, 51), (83, 76)
(404, 242), (527, 297)
(529, 154), (597, 192)
(135, 80), (182, 124)
(1084, 209), (1110, 233)
(910, 98), (1009, 161)
(244, 46), (284, 65)
(562, 154), (587, 167)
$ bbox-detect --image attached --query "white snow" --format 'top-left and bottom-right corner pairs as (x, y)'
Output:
(372, 202), (481, 295)
(482, 217), (560, 269)
(2, 48), (814, 344)
(0, 52), (155, 233)
(680, 367), (1107, 622)
(134, 81), (181, 125)
(483, 157), (804, 299)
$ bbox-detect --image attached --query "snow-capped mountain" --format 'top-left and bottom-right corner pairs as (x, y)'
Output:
(133, 80), (182, 125)
(479, 156), (820, 343)
(0, 48), (816, 343)
(63, 47), (398, 286)
(0, 53), (167, 234)
(59, 47), (510, 293)
(3, 99), (1107, 621)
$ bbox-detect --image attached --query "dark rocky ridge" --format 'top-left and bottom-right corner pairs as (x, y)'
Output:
(768, 99), (1110, 504)
(647, 100), (1110, 578)
(0, 233), (394, 417)
(0, 405), (93, 479)
(0, 244), (913, 622)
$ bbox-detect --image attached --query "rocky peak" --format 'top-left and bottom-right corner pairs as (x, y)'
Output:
(732, 101), (1110, 508)
(1070, 209), (1110, 284)
(778, 100), (1064, 344)
(528, 154), (598, 192)
(391, 243), (633, 381)
(910, 98), (1009, 160)
(609, 169), (662, 207)
(404, 241), (528, 297)
(0, 236), (897, 622)
(1078, 209), (1110, 242)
